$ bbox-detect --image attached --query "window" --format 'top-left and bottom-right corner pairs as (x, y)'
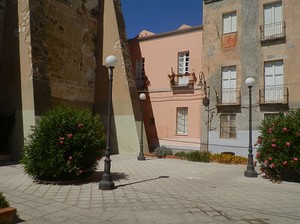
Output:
(135, 58), (145, 80)
(221, 66), (236, 104)
(264, 60), (284, 102)
(223, 12), (237, 34)
(178, 52), (189, 75)
(220, 114), (236, 138)
(176, 107), (188, 135)
(263, 2), (283, 39)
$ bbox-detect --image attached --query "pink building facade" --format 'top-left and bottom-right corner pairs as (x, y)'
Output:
(129, 25), (204, 151)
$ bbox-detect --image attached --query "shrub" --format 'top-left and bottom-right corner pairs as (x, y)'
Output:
(21, 106), (105, 182)
(0, 192), (9, 208)
(174, 151), (187, 159)
(154, 146), (173, 158)
(256, 110), (300, 182)
(186, 151), (210, 162)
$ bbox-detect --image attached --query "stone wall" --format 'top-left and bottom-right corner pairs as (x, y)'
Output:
(0, 0), (7, 66)
(29, 0), (99, 115)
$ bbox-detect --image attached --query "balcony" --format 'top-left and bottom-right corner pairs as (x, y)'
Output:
(260, 21), (286, 42)
(216, 88), (241, 106)
(216, 88), (241, 112)
(168, 72), (196, 92)
(259, 86), (289, 104)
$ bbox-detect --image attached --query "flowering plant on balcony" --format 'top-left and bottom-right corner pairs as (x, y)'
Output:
(256, 109), (300, 182)
(21, 106), (105, 182)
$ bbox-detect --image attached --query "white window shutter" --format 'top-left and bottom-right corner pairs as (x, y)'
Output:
(223, 14), (230, 34)
(231, 13), (237, 32)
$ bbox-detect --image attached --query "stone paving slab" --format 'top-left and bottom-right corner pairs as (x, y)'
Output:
(0, 155), (300, 223)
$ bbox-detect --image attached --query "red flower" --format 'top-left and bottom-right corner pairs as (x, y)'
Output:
(282, 127), (288, 133)
(270, 163), (275, 168)
(271, 143), (277, 148)
(293, 157), (298, 162)
(282, 161), (288, 166)
(257, 138), (262, 144)
(267, 128), (273, 134)
(268, 157), (273, 161)
(285, 142), (291, 147)
(59, 140), (64, 145)
(67, 133), (73, 139)
(264, 160), (268, 165)
(256, 152), (260, 158)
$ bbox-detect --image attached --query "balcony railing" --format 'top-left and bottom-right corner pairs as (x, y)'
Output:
(260, 21), (286, 41)
(168, 72), (197, 90)
(216, 88), (241, 105)
(259, 86), (289, 104)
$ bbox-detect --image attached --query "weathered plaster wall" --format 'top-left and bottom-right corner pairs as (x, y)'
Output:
(203, 0), (300, 156)
(203, 0), (261, 156)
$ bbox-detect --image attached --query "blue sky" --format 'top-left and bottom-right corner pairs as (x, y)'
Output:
(121, 0), (203, 39)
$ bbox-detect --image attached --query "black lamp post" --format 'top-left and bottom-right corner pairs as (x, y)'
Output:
(137, 93), (146, 160)
(99, 55), (117, 190)
(244, 77), (257, 178)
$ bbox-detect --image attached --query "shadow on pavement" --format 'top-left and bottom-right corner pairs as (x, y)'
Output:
(115, 175), (169, 189)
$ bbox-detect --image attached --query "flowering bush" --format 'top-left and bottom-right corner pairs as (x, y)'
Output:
(21, 106), (105, 182)
(256, 110), (300, 182)
(210, 153), (248, 164)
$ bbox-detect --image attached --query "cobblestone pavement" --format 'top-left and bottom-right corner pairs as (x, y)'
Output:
(0, 155), (299, 224)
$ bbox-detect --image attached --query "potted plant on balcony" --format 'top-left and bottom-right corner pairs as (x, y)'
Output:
(0, 192), (16, 224)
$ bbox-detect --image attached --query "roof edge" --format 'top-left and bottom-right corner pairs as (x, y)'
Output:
(129, 25), (203, 42)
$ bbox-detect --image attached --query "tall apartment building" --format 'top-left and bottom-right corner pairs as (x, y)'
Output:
(129, 25), (204, 151)
(202, 0), (300, 156)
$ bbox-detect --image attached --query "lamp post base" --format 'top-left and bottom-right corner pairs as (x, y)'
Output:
(244, 167), (257, 177)
(137, 154), (146, 160)
(99, 173), (115, 190)
(99, 180), (115, 190)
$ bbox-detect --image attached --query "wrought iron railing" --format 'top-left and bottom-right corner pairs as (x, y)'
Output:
(168, 72), (197, 90)
(216, 88), (241, 105)
(259, 86), (289, 104)
(260, 21), (286, 41)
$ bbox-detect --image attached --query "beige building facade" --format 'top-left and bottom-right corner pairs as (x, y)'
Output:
(202, 0), (300, 156)
(0, 0), (144, 160)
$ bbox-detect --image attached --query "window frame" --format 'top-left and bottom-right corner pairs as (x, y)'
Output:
(221, 66), (237, 104)
(264, 60), (284, 102)
(220, 114), (236, 139)
(178, 51), (190, 75)
(135, 58), (145, 80)
(176, 107), (188, 135)
(222, 11), (237, 34)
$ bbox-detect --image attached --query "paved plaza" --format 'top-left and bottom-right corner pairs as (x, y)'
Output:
(0, 155), (299, 224)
